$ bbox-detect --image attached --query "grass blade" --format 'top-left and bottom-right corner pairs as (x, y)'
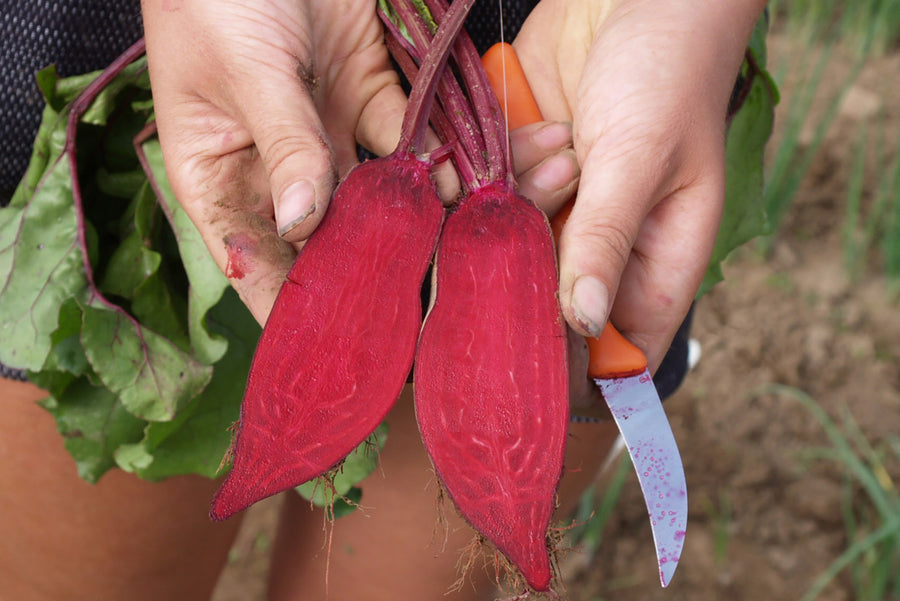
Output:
(799, 516), (900, 601)
(575, 450), (633, 556)
(761, 385), (900, 600)
(842, 122), (869, 276)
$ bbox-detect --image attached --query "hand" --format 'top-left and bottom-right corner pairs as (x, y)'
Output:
(142, 0), (411, 323)
(142, 0), (579, 325)
(514, 0), (766, 371)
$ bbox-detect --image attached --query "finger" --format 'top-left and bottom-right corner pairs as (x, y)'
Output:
(356, 78), (461, 202)
(509, 121), (574, 174)
(354, 69), (406, 157)
(515, 150), (580, 217)
(510, 122), (580, 215)
(557, 116), (685, 340)
(233, 62), (339, 245)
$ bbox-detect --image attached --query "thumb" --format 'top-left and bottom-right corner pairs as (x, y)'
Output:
(237, 73), (339, 244)
(557, 139), (673, 338)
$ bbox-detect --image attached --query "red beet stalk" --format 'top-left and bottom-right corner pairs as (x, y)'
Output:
(210, 0), (476, 521)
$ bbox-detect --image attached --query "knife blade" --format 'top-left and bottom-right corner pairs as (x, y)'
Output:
(587, 325), (688, 587)
(482, 42), (688, 587)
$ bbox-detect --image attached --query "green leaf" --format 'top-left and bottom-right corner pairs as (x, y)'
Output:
(140, 138), (232, 365)
(132, 180), (160, 239)
(29, 370), (76, 400)
(131, 269), (190, 350)
(131, 97), (155, 113)
(748, 12), (769, 68)
(331, 487), (364, 519)
(80, 300), (211, 422)
(747, 12), (780, 105)
(80, 61), (150, 127)
(39, 378), (147, 483)
(296, 423), (389, 510)
(27, 298), (89, 397)
(49, 295), (84, 346)
(0, 156), (88, 370)
(44, 334), (91, 377)
(117, 287), (259, 480)
(52, 71), (108, 110)
(36, 64), (100, 112)
(35, 64), (61, 108)
(10, 104), (64, 205)
(698, 17), (777, 297)
(114, 443), (155, 472)
(99, 230), (162, 299)
(96, 167), (148, 199)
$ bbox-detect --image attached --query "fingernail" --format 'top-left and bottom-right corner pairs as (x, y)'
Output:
(531, 153), (578, 192)
(532, 122), (573, 151)
(277, 180), (316, 236)
(572, 275), (608, 338)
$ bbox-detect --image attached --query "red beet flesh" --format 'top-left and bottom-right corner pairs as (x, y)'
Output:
(413, 182), (569, 591)
(211, 156), (443, 520)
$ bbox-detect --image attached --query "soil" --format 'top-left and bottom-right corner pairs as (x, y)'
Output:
(211, 33), (900, 601)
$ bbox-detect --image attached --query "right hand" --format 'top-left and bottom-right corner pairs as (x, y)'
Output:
(514, 0), (764, 372)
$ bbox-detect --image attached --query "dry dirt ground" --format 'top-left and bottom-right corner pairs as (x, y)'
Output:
(212, 34), (900, 601)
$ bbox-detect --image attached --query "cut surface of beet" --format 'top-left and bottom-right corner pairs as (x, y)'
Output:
(211, 157), (443, 520)
(414, 182), (569, 591)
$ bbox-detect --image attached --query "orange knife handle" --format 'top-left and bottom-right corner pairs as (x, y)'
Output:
(482, 42), (543, 130)
(482, 43), (649, 381)
(586, 324), (647, 379)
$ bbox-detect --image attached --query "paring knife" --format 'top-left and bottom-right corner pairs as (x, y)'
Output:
(482, 42), (688, 587)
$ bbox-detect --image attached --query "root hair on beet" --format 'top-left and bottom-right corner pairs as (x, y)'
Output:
(446, 530), (565, 600)
(429, 481), (453, 554)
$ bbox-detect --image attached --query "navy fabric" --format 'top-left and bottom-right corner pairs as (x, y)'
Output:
(0, 0), (144, 204)
(466, 0), (540, 54)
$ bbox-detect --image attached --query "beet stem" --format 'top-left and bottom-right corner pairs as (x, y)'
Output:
(395, 0), (477, 154)
(423, 0), (510, 185)
(381, 0), (490, 188)
(383, 33), (481, 188)
(65, 38), (147, 305)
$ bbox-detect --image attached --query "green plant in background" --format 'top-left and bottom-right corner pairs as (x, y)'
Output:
(760, 40), (849, 239)
(842, 121), (870, 277)
(701, 491), (734, 569)
(768, 0), (900, 55)
(761, 1), (900, 286)
(571, 450), (634, 558)
(764, 385), (900, 601)
(845, 112), (900, 286)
